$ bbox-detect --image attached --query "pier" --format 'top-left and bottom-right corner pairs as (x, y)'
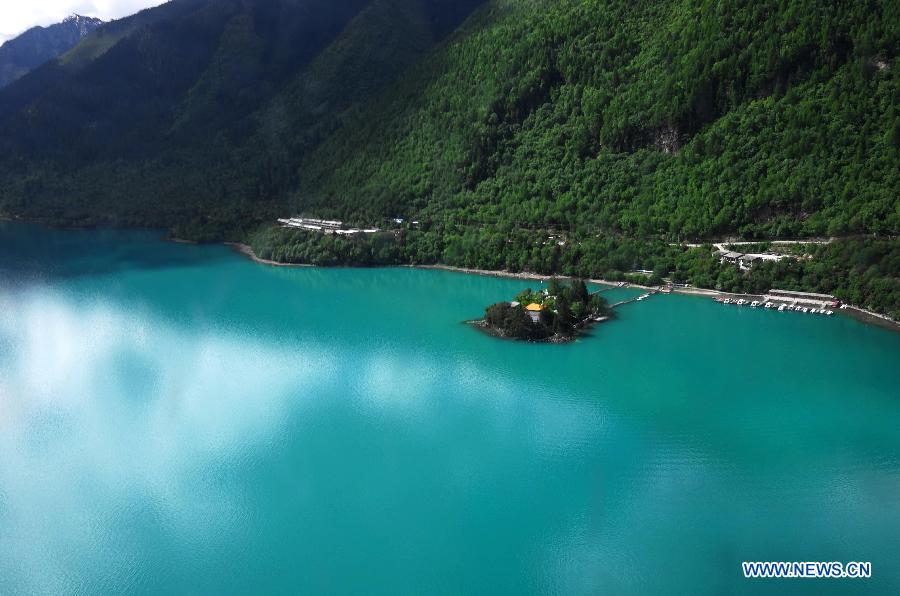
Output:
(610, 291), (657, 309)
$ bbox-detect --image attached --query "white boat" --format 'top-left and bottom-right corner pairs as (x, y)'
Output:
(826, 311), (833, 316)
(802, 307), (809, 313)
(751, 301), (760, 307)
(737, 299), (746, 306)
(778, 304), (785, 312)
(723, 298), (731, 304)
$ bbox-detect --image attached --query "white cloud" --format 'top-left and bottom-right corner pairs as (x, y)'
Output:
(0, 1), (169, 43)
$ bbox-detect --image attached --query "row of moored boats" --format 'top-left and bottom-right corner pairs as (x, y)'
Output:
(716, 297), (834, 315)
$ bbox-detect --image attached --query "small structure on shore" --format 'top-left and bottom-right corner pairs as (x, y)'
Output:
(525, 302), (544, 323)
(719, 251), (743, 264)
(765, 289), (839, 308)
(278, 217), (379, 236)
(739, 255), (761, 269)
(715, 248), (787, 270)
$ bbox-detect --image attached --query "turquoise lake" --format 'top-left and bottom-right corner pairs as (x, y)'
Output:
(0, 221), (899, 594)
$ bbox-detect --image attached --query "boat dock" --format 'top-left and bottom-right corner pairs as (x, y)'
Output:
(715, 289), (838, 317)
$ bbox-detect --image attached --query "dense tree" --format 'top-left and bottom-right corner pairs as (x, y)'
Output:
(572, 279), (589, 305)
(553, 294), (573, 336)
(484, 302), (538, 340)
(482, 278), (610, 341)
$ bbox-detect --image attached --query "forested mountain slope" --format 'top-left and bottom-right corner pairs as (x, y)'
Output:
(0, 0), (897, 316)
(296, 0), (898, 239)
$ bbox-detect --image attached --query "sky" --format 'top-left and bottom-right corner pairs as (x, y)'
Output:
(0, 1), (168, 43)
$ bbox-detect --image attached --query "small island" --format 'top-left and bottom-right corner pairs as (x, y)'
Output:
(472, 278), (613, 343)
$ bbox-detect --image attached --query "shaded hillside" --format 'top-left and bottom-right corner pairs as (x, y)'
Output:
(0, 0), (486, 236)
(0, 15), (103, 88)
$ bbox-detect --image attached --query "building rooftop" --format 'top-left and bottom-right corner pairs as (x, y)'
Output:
(768, 289), (836, 299)
(525, 303), (544, 312)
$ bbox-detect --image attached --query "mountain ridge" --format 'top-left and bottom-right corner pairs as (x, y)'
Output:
(0, 14), (104, 88)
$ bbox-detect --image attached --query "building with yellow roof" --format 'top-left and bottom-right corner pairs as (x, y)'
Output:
(525, 302), (544, 323)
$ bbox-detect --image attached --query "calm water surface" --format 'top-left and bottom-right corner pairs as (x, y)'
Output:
(1, 222), (899, 594)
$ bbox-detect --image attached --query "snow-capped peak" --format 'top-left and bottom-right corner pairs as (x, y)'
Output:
(62, 14), (104, 38)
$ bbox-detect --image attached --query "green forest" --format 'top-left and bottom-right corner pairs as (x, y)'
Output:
(0, 0), (897, 318)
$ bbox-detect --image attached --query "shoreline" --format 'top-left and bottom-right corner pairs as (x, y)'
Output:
(465, 319), (578, 344)
(223, 242), (314, 268)
(229, 252), (899, 333)
(414, 263), (652, 290)
(4, 218), (897, 334)
(411, 264), (900, 332)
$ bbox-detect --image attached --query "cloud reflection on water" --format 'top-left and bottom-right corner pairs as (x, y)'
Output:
(0, 284), (610, 593)
(0, 290), (335, 592)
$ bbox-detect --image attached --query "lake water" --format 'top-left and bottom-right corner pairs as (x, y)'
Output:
(1, 222), (899, 594)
